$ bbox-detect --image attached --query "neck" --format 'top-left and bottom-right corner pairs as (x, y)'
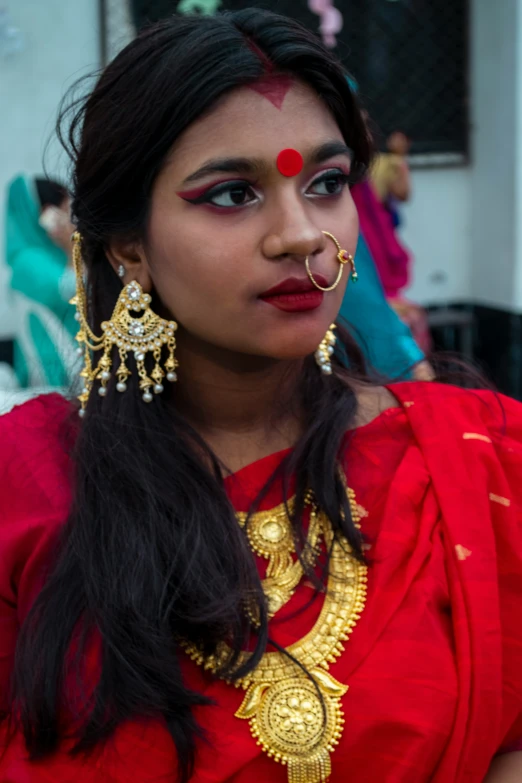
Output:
(172, 332), (305, 472)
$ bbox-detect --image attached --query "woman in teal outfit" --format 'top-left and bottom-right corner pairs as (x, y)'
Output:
(340, 234), (426, 379)
(5, 174), (77, 387)
(340, 75), (426, 379)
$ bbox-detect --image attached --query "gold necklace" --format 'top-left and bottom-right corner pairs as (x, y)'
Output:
(184, 493), (368, 783)
(236, 492), (322, 618)
(237, 487), (367, 620)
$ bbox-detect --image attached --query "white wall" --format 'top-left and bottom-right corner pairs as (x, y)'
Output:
(513, 0), (522, 309)
(0, 0), (99, 338)
(403, 0), (522, 312)
(401, 167), (472, 305)
(471, 0), (521, 311)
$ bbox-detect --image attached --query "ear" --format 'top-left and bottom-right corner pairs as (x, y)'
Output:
(105, 238), (153, 291)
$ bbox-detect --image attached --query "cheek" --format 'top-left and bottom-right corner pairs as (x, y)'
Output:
(337, 194), (359, 259)
(346, 191), (359, 234)
(146, 208), (250, 320)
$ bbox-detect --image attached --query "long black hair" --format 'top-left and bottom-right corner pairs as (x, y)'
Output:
(34, 177), (68, 210)
(7, 9), (374, 781)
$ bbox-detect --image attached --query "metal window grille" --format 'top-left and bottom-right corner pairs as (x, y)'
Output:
(100, 0), (469, 163)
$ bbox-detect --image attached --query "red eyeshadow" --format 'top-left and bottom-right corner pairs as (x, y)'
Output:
(176, 180), (231, 200)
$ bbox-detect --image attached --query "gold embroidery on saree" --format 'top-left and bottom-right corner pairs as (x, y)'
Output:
(489, 493), (511, 507)
(463, 433), (492, 444)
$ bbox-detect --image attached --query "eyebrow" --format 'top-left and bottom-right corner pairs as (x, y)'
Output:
(310, 141), (354, 165)
(181, 157), (266, 184)
(180, 140), (354, 185)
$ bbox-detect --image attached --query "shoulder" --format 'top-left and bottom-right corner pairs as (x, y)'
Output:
(0, 392), (76, 525)
(389, 381), (522, 459)
(0, 394), (77, 679)
(351, 382), (400, 429)
(0, 391), (76, 458)
(389, 380), (520, 423)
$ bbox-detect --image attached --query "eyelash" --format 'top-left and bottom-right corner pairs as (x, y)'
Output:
(181, 169), (351, 208)
(308, 170), (351, 197)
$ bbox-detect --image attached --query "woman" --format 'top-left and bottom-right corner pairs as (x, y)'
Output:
(339, 234), (425, 379)
(0, 10), (521, 783)
(5, 174), (76, 386)
(370, 130), (412, 210)
(351, 178), (432, 354)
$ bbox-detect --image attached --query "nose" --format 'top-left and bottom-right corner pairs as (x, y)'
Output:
(262, 199), (325, 263)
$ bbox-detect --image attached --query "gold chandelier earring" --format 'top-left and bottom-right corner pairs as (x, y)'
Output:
(315, 324), (336, 375)
(70, 232), (179, 417)
(305, 230), (357, 292)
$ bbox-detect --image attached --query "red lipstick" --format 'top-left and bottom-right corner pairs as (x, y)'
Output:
(259, 276), (328, 313)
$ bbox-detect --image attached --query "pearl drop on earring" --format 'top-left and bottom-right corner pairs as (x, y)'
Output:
(315, 325), (336, 375)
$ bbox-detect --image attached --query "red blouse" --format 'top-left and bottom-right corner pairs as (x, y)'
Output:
(1, 382), (522, 782)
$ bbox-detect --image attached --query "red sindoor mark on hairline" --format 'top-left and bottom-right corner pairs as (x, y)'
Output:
(247, 73), (295, 110)
(243, 37), (294, 110)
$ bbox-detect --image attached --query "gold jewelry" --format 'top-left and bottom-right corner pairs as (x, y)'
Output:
(184, 491), (368, 783)
(237, 492), (322, 619)
(305, 231), (356, 292)
(237, 488), (366, 622)
(70, 232), (179, 416)
(315, 324), (336, 375)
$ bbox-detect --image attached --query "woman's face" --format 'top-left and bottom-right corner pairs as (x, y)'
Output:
(141, 80), (359, 362)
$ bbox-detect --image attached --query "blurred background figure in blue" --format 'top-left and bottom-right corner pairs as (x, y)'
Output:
(5, 174), (77, 388)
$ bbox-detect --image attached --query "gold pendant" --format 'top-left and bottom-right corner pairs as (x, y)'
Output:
(236, 669), (347, 783)
(183, 495), (368, 783)
(237, 497), (323, 620)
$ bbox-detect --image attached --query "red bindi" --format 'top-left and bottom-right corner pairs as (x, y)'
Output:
(277, 149), (304, 178)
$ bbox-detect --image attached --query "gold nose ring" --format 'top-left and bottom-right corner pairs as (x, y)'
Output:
(305, 231), (356, 292)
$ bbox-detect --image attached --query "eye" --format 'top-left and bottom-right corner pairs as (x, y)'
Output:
(206, 181), (258, 208)
(308, 170), (350, 197)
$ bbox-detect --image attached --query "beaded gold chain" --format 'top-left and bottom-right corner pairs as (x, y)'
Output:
(183, 490), (368, 783)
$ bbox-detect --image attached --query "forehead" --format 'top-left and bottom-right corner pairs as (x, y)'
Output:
(168, 81), (344, 174)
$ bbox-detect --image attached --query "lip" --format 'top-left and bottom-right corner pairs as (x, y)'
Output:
(260, 291), (324, 313)
(259, 276), (328, 313)
(259, 275), (329, 297)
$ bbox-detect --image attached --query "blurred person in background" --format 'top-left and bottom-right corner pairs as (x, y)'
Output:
(340, 233), (433, 379)
(5, 174), (76, 387)
(347, 84), (431, 359)
(370, 130), (412, 218)
(352, 174), (432, 354)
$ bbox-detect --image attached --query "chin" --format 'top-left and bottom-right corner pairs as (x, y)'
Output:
(257, 339), (327, 363)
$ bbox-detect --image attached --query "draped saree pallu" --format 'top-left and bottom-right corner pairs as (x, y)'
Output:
(1, 382), (522, 782)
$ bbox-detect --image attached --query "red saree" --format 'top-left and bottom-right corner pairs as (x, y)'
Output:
(1, 382), (522, 782)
